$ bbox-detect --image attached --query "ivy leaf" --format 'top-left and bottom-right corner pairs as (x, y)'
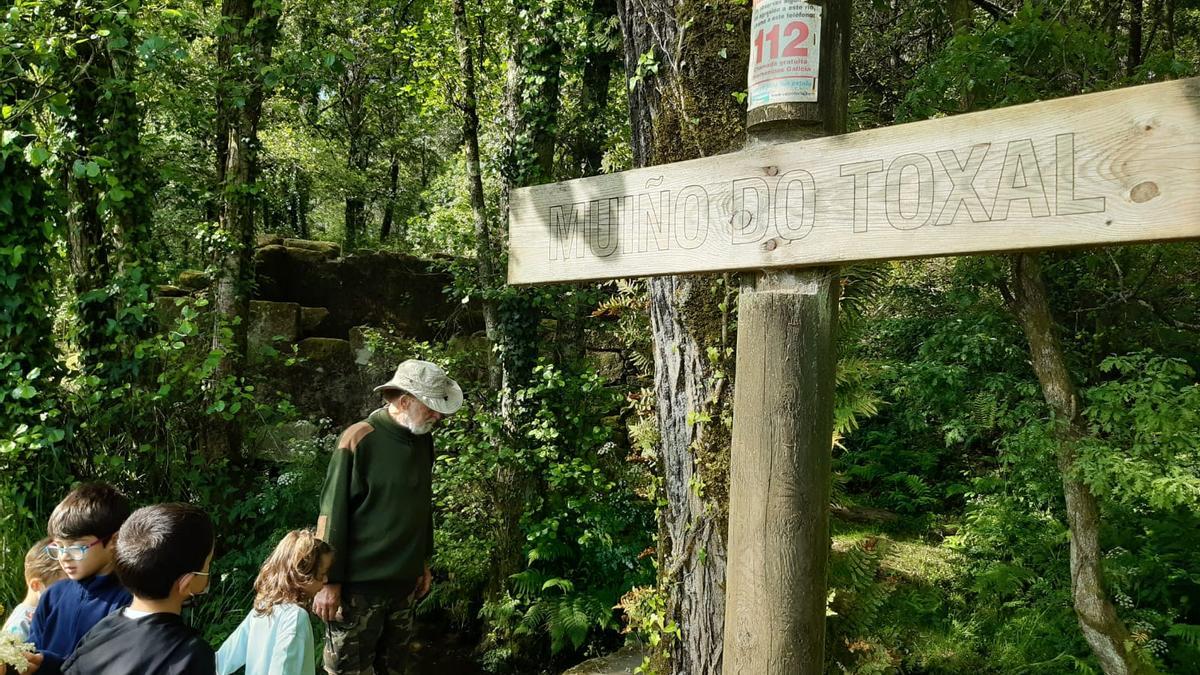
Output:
(1, 129), (18, 146)
(26, 146), (49, 166)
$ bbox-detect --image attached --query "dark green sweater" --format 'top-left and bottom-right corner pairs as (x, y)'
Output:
(317, 407), (434, 593)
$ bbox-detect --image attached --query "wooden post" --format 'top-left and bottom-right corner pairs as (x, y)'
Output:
(723, 1), (849, 672)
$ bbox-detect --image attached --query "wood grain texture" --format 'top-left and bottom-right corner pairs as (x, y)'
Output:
(508, 78), (1200, 284)
(723, 270), (838, 675)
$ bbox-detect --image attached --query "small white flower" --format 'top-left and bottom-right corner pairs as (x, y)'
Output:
(0, 632), (35, 669)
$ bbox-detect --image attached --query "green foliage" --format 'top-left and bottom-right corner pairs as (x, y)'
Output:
(899, 2), (1118, 120)
(617, 586), (676, 675)
(1077, 353), (1200, 510)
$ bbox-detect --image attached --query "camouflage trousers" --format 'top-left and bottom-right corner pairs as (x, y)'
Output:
(323, 589), (416, 675)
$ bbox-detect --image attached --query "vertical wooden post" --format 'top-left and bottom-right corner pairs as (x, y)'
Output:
(723, 1), (850, 673)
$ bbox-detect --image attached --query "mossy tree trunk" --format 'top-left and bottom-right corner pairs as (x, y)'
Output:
(463, 0), (566, 602)
(211, 0), (282, 459)
(1004, 253), (1156, 675)
(60, 0), (154, 372)
(341, 74), (370, 251)
(619, 2), (751, 672)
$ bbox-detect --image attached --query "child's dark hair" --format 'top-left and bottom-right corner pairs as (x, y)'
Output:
(253, 529), (333, 615)
(47, 483), (131, 541)
(114, 503), (214, 600)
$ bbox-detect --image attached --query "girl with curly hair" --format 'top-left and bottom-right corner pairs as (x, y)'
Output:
(217, 530), (333, 675)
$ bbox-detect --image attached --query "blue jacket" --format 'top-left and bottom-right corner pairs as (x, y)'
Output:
(29, 573), (132, 674)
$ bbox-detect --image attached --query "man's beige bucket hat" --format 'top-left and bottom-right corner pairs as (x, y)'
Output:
(373, 359), (463, 415)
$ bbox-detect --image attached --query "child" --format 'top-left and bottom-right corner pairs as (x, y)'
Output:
(2, 539), (65, 642)
(28, 483), (132, 674)
(62, 503), (215, 674)
(216, 530), (333, 675)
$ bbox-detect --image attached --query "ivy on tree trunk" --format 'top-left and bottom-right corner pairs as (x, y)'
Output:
(211, 0), (282, 459)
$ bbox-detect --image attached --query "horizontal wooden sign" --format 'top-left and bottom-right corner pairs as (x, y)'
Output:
(507, 78), (1200, 285)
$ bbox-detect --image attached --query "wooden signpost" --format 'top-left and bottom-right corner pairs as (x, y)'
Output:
(507, 1), (1200, 673)
(509, 77), (1200, 285)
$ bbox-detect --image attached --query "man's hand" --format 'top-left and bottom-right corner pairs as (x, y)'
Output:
(414, 563), (432, 600)
(314, 583), (343, 623)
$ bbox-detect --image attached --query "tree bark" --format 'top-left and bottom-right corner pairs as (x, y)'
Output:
(61, 1), (154, 371)
(211, 0), (281, 458)
(619, 1), (752, 672)
(948, 0), (973, 32)
(380, 151), (400, 240)
(1129, 0), (1144, 74)
(343, 93), (369, 252)
(573, 0), (618, 177)
(1005, 253), (1156, 675)
(452, 0), (500, 390)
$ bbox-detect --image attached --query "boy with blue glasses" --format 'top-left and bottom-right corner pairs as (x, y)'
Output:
(27, 483), (132, 674)
(63, 503), (216, 674)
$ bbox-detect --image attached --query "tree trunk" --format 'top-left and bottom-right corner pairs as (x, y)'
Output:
(1129, 0), (1144, 74)
(380, 152), (400, 240)
(948, 0), (973, 31)
(62, 1), (153, 371)
(619, 1), (751, 672)
(573, 0), (618, 177)
(211, 0), (281, 459)
(473, 0), (566, 602)
(1005, 253), (1155, 675)
(286, 165), (310, 238)
(343, 117), (369, 251)
(452, 0), (500, 390)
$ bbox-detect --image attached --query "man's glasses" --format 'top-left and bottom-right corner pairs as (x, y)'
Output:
(44, 538), (105, 561)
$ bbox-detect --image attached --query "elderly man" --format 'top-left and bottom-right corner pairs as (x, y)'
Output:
(314, 359), (462, 674)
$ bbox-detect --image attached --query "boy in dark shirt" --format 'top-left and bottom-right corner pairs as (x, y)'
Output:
(63, 503), (216, 675)
(28, 483), (133, 674)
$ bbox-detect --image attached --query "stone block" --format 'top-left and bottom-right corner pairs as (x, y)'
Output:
(254, 248), (480, 341)
(248, 300), (300, 359)
(248, 420), (322, 461)
(285, 245), (331, 265)
(282, 238), (341, 258)
(176, 270), (209, 290)
(297, 337), (353, 365)
(154, 296), (184, 326)
(257, 233), (285, 247)
(587, 350), (625, 383)
(300, 306), (330, 334)
(562, 645), (646, 674)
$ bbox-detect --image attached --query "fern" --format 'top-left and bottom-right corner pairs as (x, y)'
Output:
(1168, 623), (1200, 648)
(508, 568), (547, 597)
(527, 538), (572, 565)
(829, 541), (894, 642)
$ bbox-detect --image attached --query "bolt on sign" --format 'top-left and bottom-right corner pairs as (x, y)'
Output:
(506, 79), (1200, 286)
(747, 0), (821, 108)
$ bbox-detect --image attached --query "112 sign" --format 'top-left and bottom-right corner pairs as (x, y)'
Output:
(753, 21), (813, 63)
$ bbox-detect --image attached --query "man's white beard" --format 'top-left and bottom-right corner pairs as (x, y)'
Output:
(407, 419), (434, 435)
